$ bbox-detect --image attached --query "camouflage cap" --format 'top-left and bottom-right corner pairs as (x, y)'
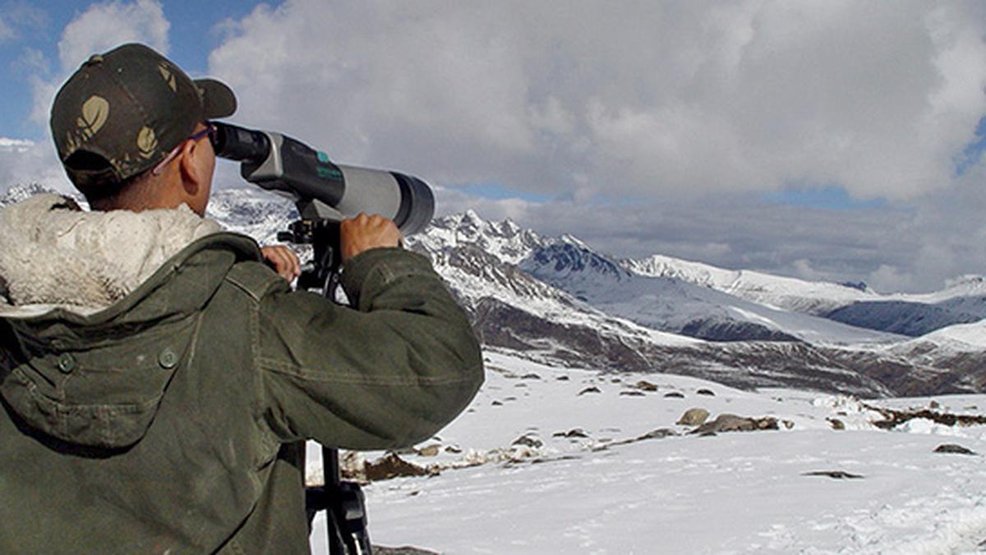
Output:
(50, 43), (237, 190)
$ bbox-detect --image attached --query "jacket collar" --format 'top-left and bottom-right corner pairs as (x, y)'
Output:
(0, 193), (261, 342)
(8, 232), (261, 346)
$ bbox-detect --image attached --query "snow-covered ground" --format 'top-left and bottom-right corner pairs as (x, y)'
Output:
(311, 349), (986, 554)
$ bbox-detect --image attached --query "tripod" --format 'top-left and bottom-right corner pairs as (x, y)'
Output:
(281, 201), (373, 555)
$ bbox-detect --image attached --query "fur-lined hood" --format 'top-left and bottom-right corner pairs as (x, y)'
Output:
(0, 194), (221, 317)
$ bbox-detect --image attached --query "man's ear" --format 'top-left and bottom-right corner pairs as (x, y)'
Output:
(177, 138), (203, 196)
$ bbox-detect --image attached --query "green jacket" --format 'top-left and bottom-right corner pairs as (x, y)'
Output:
(0, 196), (483, 553)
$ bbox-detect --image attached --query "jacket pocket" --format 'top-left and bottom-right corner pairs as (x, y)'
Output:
(0, 315), (198, 449)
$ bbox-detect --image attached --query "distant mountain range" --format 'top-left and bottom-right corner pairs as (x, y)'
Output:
(409, 209), (986, 397)
(4, 184), (986, 397)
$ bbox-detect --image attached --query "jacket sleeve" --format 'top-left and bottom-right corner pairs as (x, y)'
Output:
(256, 247), (484, 450)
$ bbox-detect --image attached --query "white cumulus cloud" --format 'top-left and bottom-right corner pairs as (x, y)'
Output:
(207, 0), (986, 203)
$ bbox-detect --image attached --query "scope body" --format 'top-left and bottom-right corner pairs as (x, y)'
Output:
(213, 122), (434, 235)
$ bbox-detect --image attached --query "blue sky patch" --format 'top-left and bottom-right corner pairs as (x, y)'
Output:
(762, 185), (885, 211)
(0, 0), (264, 139)
(954, 115), (986, 177)
(458, 182), (551, 203)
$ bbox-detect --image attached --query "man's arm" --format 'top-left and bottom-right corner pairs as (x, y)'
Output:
(256, 216), (484, 450)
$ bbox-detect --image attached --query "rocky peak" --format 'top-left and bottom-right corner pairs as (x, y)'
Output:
(522, 241), (631, 283)
(423, 210), (550, 266)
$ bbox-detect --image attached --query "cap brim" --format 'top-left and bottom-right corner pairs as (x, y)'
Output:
(195, 78), (237, 119)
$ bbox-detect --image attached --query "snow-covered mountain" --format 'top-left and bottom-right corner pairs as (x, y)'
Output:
(415, 209), (549, 266)
(206, 187), (298, 245)
(523, 241), (899, 345)
(623, 253), (986, 338)
(0, 182), (69, 205)
(407, 210), (986, 397)
(622, 253), (879, 313)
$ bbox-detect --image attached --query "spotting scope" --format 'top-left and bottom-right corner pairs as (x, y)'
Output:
(213, 122), (434, 234)
(213, 122), (438, 554)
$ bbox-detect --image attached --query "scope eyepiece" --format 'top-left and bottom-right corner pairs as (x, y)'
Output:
(213, 122), (271, 163)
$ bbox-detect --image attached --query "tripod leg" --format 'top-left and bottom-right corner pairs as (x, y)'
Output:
(323, 447), (373, 555)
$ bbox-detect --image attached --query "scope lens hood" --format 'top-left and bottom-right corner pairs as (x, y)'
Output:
(392, 172), (435, 235)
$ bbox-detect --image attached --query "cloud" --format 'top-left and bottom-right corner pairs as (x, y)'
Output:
(30, 0), (170, 125)
(208, 0), (986, 204)
(0, 2), (47, 43)
(57, 0), (168, 69)
(202, 0), (986, 293)
(0, 138), (73, 193)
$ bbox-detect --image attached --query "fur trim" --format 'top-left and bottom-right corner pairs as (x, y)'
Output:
(0, 194), (221, 316)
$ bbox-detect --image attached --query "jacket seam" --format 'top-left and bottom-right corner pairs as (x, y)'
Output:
(258, 356), (483, 386)
(225, 269), (280, 302)
(229, 271), (284, 465)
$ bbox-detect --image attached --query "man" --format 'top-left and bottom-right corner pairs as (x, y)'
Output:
(0, 43), (483, 554)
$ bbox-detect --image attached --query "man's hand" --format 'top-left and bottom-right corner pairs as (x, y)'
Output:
(261, 245), (301, 281)
(340, 213), (402, 262)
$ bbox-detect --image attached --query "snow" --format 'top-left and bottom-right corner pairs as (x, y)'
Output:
(895, 276), (986, 304)
(623, 253), (879, 314)
(191, 201), (986, 553)
(920, 321), (986, 350)
(418, 212), (549, 266)
(310, 350), (986, 554)
(531, 251), (903, 345)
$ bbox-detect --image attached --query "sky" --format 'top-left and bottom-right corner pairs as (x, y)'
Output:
(1, 0), (986, 293)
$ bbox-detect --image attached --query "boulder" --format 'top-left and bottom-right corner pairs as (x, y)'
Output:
(553, 428), (590, 439)
(691, 414), (779, 434)
(365, 453), (432, 481)
(637, 428), (677, 440)
(803, 470), (864, 479)
(512, 434), (543, 448)
(677, 408), (711, 426)
(934, 443), (977, 455)
(635, 380), (659, 392)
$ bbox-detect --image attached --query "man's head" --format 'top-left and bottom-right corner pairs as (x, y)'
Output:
(50, 43), (236, 214)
